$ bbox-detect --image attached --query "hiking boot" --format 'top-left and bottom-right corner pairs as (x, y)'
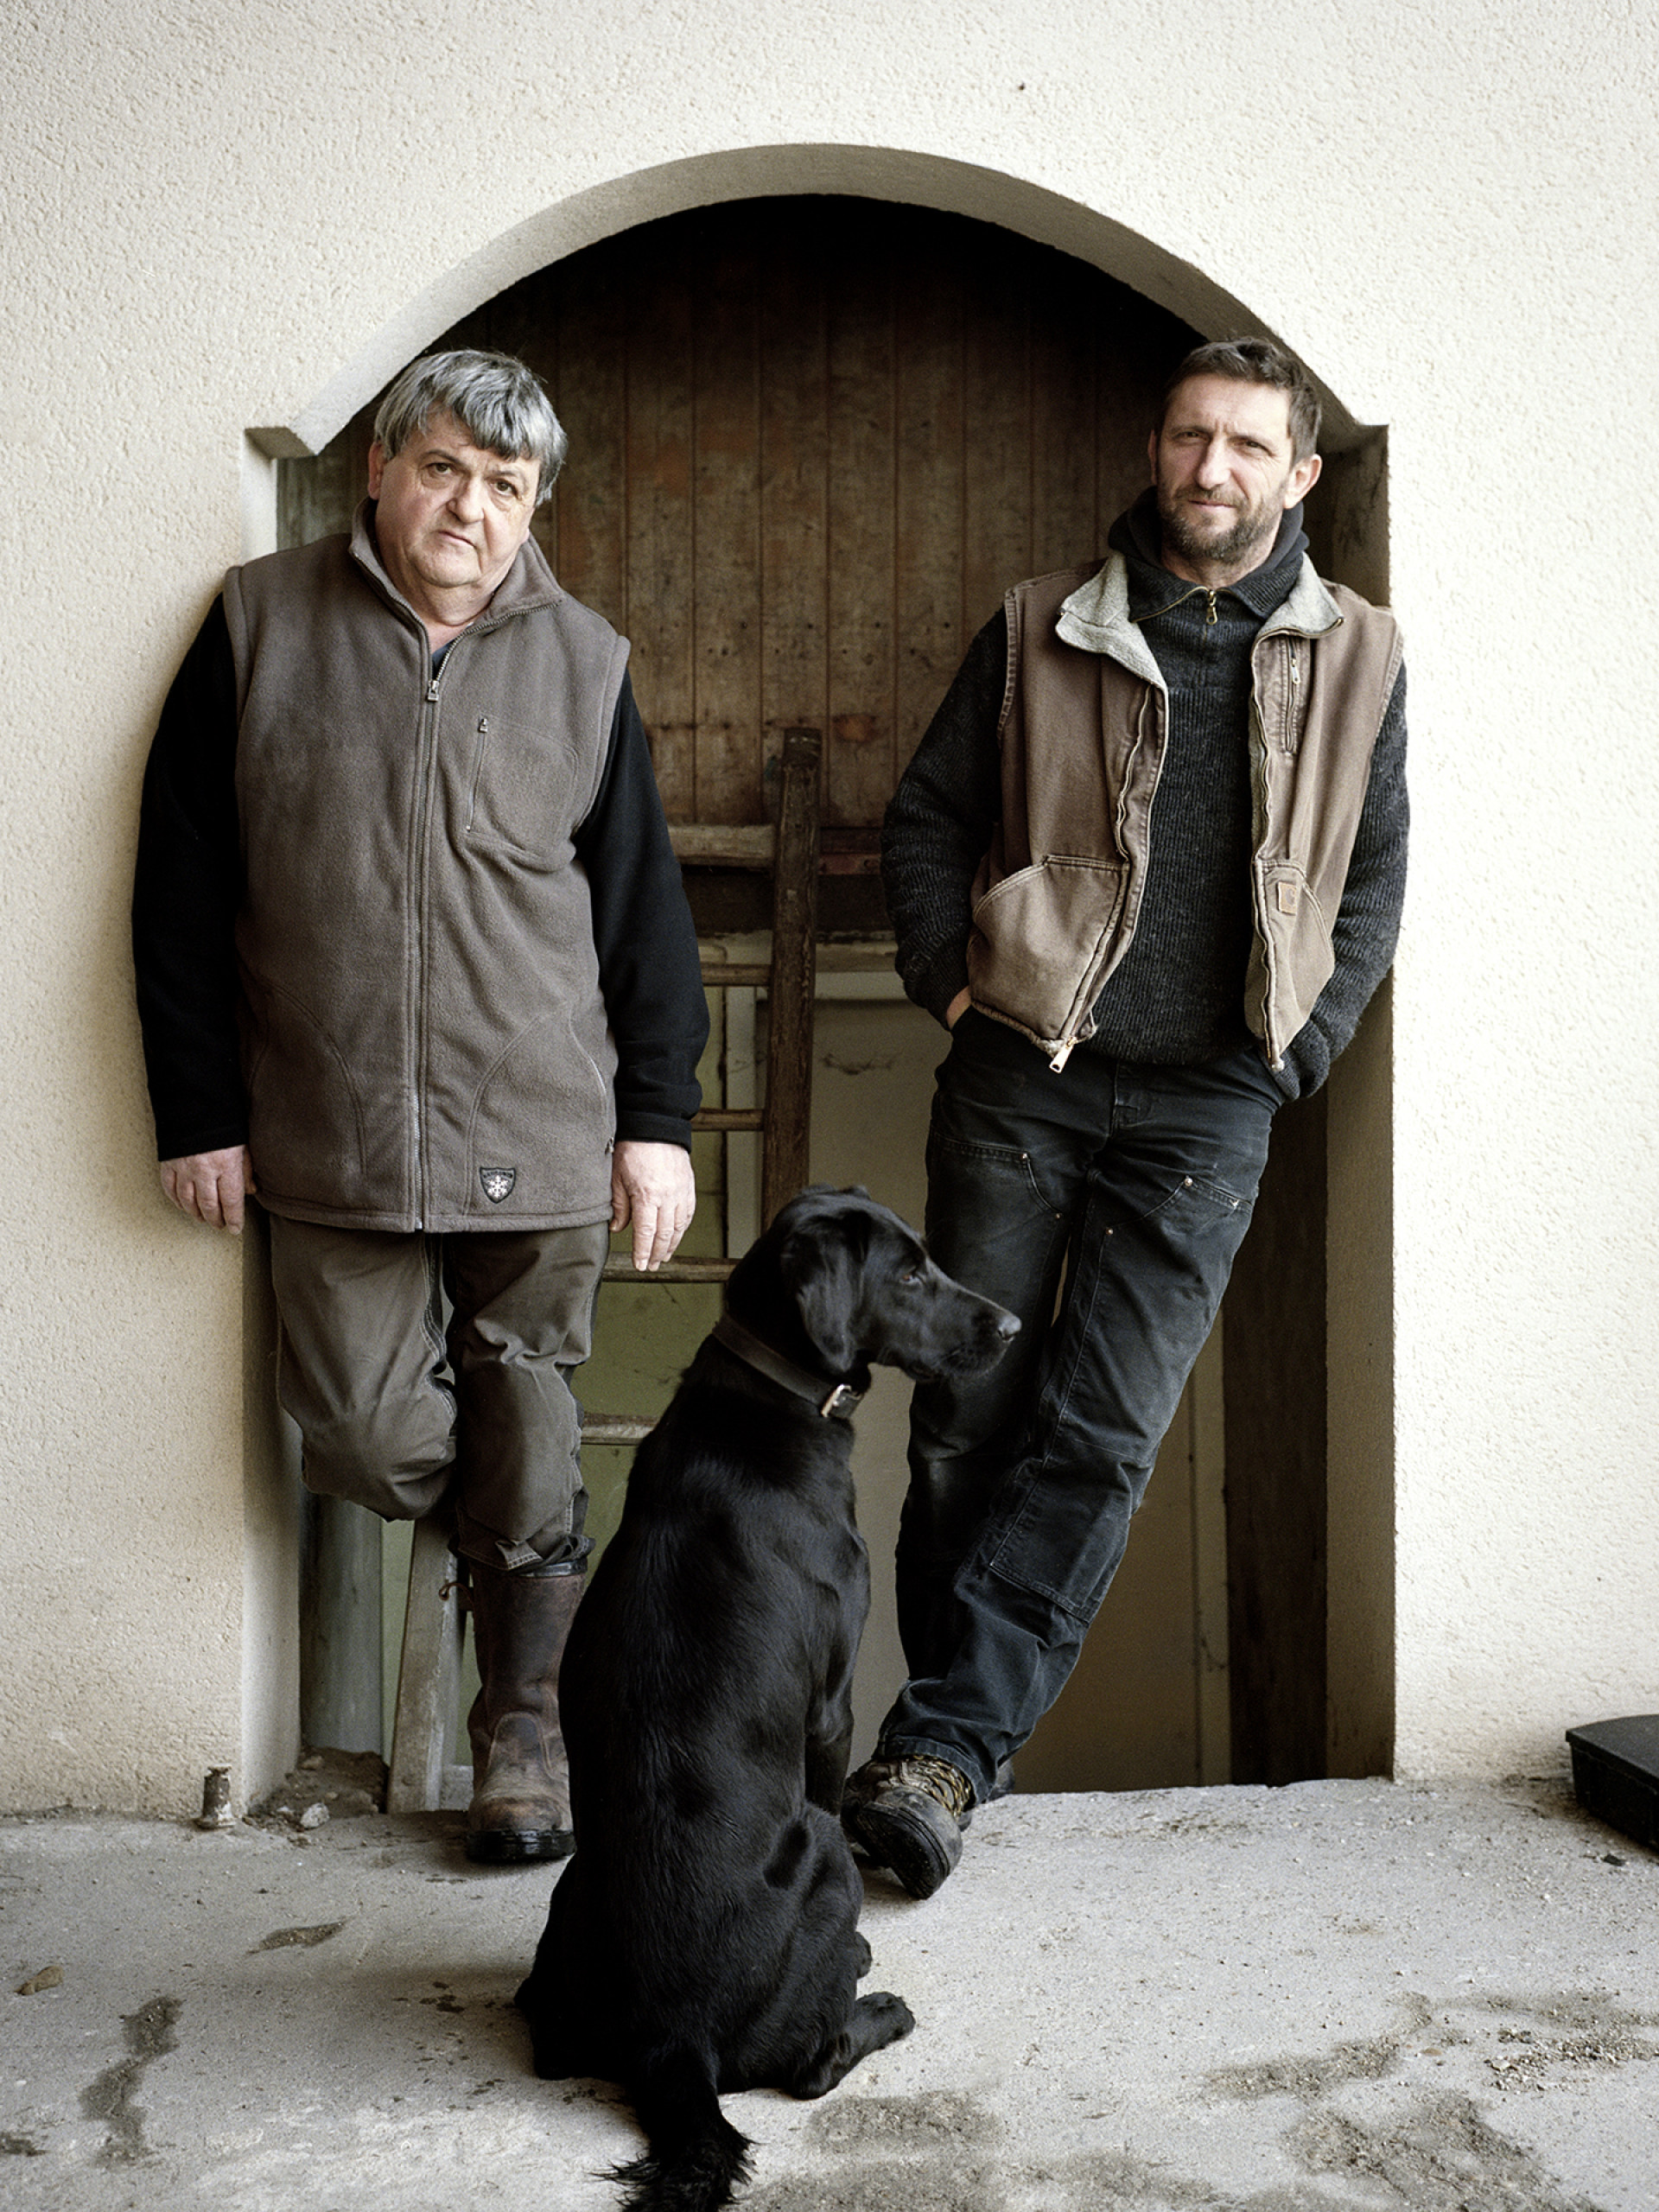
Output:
(842, 1753), (975, 1898)
(463, 1555), (583, 1864)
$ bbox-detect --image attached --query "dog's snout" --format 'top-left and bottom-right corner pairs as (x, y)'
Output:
(995, 1310), (1021, 1340)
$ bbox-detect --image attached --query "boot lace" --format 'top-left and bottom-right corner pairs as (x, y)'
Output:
(897, 1753), (974, 1821)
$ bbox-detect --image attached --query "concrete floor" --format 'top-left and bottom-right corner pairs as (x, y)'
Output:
(2, 1773), (1656, 2211)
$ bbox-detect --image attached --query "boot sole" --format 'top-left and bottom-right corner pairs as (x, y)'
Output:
(849, 1799), (961, 1899)
(464, 1827), (575, 1865)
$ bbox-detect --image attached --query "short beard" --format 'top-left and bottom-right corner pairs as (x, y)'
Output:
(1158, 489), (1281, 576)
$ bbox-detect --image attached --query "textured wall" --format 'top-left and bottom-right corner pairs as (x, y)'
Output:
(3, 0), (1656, 1810)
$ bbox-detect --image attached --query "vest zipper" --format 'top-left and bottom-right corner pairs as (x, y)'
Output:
(410, 665), (445, 1229)
(1047, 684), (1167, 1072)
(1283, 640), (1300, 753)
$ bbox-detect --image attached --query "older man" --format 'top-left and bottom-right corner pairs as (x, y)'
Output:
(134, 349), (708, 1862)
(843, 337), (1408, 1896)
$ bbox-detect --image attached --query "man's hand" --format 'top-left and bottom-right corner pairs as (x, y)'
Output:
(160, 1146), (257, 1233)
(611, 1140), (696, 1271)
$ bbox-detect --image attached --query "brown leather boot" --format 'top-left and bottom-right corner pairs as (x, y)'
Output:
(463, 1556), (583, 1864)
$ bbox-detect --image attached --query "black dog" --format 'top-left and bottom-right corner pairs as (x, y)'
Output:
(516, 1185), (1018, 2211)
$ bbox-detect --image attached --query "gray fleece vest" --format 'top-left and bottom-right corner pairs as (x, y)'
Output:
(223, 508), (630, 1232)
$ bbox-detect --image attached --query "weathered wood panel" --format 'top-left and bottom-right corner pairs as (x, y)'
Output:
(893, 246), (967, 778)
(759, 219), (830, 806)
(1224, 1090), (1330, 1783)
(622, 230), (697, 816)
(281, 197), (1199, 835)
(825, 220), (899, 826)
(962, 233), (1033, 628)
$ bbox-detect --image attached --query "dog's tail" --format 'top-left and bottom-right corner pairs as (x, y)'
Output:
(613, 2044), (753, 2212)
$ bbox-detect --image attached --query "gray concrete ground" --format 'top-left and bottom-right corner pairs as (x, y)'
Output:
(2, 1774), (1655, 2211)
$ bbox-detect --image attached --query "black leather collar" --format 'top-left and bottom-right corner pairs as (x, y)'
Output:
(711, 1313), (865, 1421)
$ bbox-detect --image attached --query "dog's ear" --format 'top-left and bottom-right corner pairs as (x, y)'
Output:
(779, 1216), (865, 1372)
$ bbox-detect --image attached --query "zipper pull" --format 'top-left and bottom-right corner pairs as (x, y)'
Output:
(426, 678), (440, 702)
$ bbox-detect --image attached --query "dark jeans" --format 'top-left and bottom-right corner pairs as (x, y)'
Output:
(878, 1013), (1281, 1802)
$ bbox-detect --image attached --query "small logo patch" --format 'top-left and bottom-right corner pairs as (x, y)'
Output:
(480, 1167), (517, 1204)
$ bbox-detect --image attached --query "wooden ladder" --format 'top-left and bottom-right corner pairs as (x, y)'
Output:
(385, 728), (824, 1812)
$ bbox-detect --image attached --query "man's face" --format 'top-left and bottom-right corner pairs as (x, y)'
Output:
(1148, 375), (1320, 585)
(366, 410), (539, 623)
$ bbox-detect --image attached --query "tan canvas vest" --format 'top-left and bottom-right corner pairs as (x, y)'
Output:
(967, 554), (1403, 1069)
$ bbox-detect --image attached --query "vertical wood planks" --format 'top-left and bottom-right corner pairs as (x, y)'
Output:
(825, 214), (898, 825)
(962, 226), (1033, 634)
(693, 219), (764, 823)
(893, 230), (967, 783)
(624, 226), (697, 816)
(1033, 285), (1102, 578)
(545, 252), (628, 630)
(759, 206), (830, 814)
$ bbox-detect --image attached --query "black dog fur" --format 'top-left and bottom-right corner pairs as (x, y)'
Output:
(515, 1186), (1018, 2211)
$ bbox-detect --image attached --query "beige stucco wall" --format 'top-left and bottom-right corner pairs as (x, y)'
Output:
(3, 0), (1655, 1813)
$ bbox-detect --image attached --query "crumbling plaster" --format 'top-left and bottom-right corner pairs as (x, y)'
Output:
(3, 0), (1655, 1811)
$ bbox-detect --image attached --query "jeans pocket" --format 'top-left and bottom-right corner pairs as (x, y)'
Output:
(921, 1125), (1072, 1338)
(985, 1458), (1144, 1624)
(928, 1128), (1062, 1217)
(1137, 1169), (1255, 1231)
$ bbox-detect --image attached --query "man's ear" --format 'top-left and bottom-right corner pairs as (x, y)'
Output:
(1287, 450), (1322, 505)
(367, 441), (387, 499)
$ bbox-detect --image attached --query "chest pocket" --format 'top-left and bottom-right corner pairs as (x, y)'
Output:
(463, 712), (582, 865)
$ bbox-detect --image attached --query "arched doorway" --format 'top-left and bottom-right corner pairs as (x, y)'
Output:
(281, 194), (1376, 1790)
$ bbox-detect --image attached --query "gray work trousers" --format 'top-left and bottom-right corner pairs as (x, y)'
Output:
(266, 1214), (612, 1573)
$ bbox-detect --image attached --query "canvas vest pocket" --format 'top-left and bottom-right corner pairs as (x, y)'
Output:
(968, 855), (1128, 1046)
(1246, 861), (1335, 1060)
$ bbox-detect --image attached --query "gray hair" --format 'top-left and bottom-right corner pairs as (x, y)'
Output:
(373, 349), (568, 504)
(1160, 338), (1321, 465)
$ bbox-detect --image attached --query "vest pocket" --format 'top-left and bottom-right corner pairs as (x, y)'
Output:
(463, 1007), (617, 1218)
(968, 856), (1127, 1046)
(1249, 862), (1334, 1058)
(464, 713), (582, 865)
(242, 984), (371, 1206)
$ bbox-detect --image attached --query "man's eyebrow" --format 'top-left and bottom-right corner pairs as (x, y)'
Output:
(420, 442), (531, 482)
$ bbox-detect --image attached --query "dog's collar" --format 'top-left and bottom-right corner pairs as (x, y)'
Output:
(711, 1313), (865, 1421)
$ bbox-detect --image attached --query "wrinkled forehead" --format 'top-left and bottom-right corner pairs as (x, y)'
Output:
(400, 410), (539, 484)
(1160, 374), (1295, 447)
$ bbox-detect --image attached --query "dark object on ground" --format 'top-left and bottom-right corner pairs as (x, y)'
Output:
(517, 1185), (1018, 2212)
(1566, 1713), (1659, 1852)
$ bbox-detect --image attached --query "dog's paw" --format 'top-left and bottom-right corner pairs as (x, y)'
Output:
(856, 1989), (916, 2046)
